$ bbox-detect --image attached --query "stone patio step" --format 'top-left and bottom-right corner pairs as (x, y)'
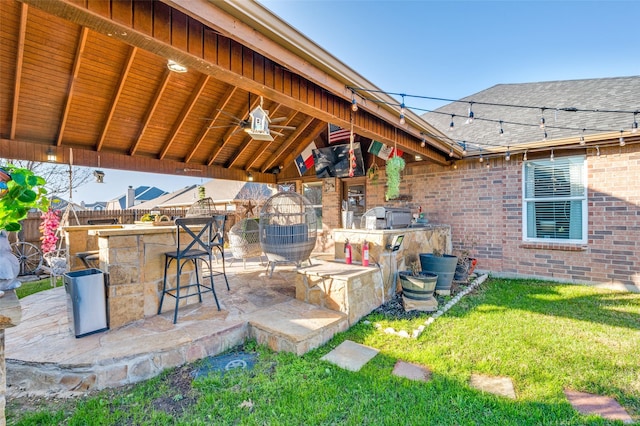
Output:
(564, 389), (633, 424)
(320, 340), (379, 372)
(248, 299), (349, 356)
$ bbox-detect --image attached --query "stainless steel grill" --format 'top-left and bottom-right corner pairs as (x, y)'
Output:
(361, 207), (412, 229)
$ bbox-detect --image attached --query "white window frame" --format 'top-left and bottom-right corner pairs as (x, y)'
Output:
(522, 155), (588, 244)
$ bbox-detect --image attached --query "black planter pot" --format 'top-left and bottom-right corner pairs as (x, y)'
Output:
(419, 253), (458, 295)
(398, 271), (437, 300)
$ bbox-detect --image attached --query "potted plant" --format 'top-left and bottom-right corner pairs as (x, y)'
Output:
(398, 257), (438, 300)
(0, 164), (49, 295)
(419, 249), (458, 295)
(385, 155), (405, 201)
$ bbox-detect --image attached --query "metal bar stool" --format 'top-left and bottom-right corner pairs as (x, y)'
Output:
(207, 214), (230, 291)
(158, 217), (221, 324)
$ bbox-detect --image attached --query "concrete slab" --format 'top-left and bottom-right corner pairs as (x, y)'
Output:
(320, 340), (379, 372)
(564, 389), (633, 424)
(469, 374), (516, 399)
(392, 360), (431, 382)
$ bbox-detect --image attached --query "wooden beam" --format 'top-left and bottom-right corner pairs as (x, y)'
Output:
(158, 73), (210, 159)
(129, 68), (171, 156)
(184, 84), (237, 163)
(10, 3), (28, 140)
(56, 26), (88, 146)
(96, 45), (137, 151)
(279, 121), (327, 170)
(261, 116), (316, 173)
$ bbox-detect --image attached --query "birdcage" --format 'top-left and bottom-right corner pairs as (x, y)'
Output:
(259, 191), (317, 276)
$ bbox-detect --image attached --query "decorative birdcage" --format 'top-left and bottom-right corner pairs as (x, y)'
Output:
(186, 197), (216, 217)
(259, 192), (317, 275)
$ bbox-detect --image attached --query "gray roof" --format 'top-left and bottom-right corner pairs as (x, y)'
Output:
(421, 76), (640, 155)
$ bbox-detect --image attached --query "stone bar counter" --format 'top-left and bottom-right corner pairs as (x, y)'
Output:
(64, 224), (199, 329)
(332, 225), (452, 301)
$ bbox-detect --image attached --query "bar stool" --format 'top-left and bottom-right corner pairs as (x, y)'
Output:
(158, 217), (221, 324)
(207, 214), (230, 291)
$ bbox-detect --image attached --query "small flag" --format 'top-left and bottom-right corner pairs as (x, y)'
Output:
(295, 141), (317, 176)
(328, 123), (350, 144)
(368, 140), (403, 160)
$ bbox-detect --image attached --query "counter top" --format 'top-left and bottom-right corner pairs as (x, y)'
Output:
(334, 224), (450, 234)
(86, 224), (175, 236)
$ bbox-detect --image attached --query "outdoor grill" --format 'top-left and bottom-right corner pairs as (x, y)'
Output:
(360, 207), (413, 230)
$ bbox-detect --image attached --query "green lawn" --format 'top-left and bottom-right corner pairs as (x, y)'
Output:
(15, 277), (62, 299)
(7, 278), (640, 425)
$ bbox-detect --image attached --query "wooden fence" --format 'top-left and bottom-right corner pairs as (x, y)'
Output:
(11, 209), (239, 248)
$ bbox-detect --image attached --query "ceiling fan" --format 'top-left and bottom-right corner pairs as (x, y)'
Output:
(207, 95), (295, 141)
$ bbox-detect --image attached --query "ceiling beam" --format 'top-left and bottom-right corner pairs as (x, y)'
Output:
(96, 45), (137, 151)
(129, 69), (171, 156)
(10, 3), (28, 140)
(159, 73), (210, 159)
(261, 116), (316, 173)
(56, 26), (88, 147)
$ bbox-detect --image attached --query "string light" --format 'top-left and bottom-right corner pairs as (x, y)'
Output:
(505, 147), (511, 161)
(619, 130), (625, 146)
(550, 149), (554, 162)
(449, 115), (455, 132)
(479, 153), (484, 163)
(351, 91), (358, 112)
(499, 120), (504, 136)
(449, 147), (454, 157)
(539, 108), (546, 129)
(632, 113), (638, 133)
(523, 150), (528, 161)
(580, 128), (586, 145)
(462, 142), (467, 155)
(543, 130), (548, 141)
(596, 145), (600, 157)
(420, 133), (426, 147)
(466, 102), (474, 124)
(399, 95), (406, 125)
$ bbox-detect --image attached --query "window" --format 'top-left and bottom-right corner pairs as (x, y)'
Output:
(303, 182), (323, 229)
(523, 155), (587, 243)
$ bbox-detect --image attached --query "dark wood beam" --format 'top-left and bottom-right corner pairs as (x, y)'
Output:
(10, 3), (28, 140)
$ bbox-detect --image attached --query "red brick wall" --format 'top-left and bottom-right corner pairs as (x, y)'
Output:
(360, 145), (640, 291)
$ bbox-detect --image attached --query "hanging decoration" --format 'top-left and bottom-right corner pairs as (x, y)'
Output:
(385, 155), (405, 201)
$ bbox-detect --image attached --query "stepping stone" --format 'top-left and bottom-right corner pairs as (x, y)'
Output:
(564, 389), (633, 424)
(469, 374), (516, 399)
(320, 340), (379, 372)
(392, 360), (431, 382)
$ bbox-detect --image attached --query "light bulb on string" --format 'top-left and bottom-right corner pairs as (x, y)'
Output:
(580, 128), (586, 146)
(461, 141), (467, 156)
(351, 95), (358, 112)
(420, 133), (426, 148)
(550, 149), (554, 162)
(523, 150), (528, 161)
(543, 131), (548, 141)
(632, 113), (638, 133)
(539, 108), (546, 129)
(479, 153), (484, 163)
(619, 130), (625, 146)
(449, 147), (454, 157)
(466, 102), (474, 124)
(449, 115), (455, 132)
(499, 120), (504, 136)
(596, 145), (600, 157)
(505, 147), (511, 161)
(399, 95), (406, 125)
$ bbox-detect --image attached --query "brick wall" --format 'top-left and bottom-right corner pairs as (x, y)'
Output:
(357, 145), (639, 291)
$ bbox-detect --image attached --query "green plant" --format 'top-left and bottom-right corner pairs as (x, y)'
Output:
(0, 164), (49, 231)
(385, 155), (405, 200)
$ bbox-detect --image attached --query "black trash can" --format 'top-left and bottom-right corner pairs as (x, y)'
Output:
(63, 268), (109, 338)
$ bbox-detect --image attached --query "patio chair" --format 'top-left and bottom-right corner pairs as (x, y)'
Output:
(158, 217), (221, 324)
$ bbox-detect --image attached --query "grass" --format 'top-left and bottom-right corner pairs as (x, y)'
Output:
(15, 277), (62, 299)
(7, 278), (640, 425)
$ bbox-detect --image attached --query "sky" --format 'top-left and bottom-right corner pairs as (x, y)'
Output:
(72, 0), (639, 204)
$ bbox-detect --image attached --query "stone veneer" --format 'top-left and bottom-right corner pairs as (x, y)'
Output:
(332, 226), (452, 300)
(296, 262), (384, 325)
(1, 291), (21, 425)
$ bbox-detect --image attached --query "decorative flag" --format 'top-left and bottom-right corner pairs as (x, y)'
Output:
(295, 141), (317, 176)
(368, 140), (403, 160)
(328, 123), (350, 144)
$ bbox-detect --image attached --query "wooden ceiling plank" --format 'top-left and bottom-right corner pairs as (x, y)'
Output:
(206, 94), (261, 166)
(96, 45), (137, 152)
(261, 116), (315, 173)
(10, 3), (28, 140)
(158, 73), (210, 159)
(129, 68), (171, 155)
(56, 26), (88, 147)
(184, 84), (237, 163)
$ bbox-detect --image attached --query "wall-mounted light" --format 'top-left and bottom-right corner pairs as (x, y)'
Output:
(93, 170), (105, 183)
(46, 147), (56, 162)
(415, 155), (423, 161)
(167, 60), (187, 73)
(247, 172), (254, 182)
